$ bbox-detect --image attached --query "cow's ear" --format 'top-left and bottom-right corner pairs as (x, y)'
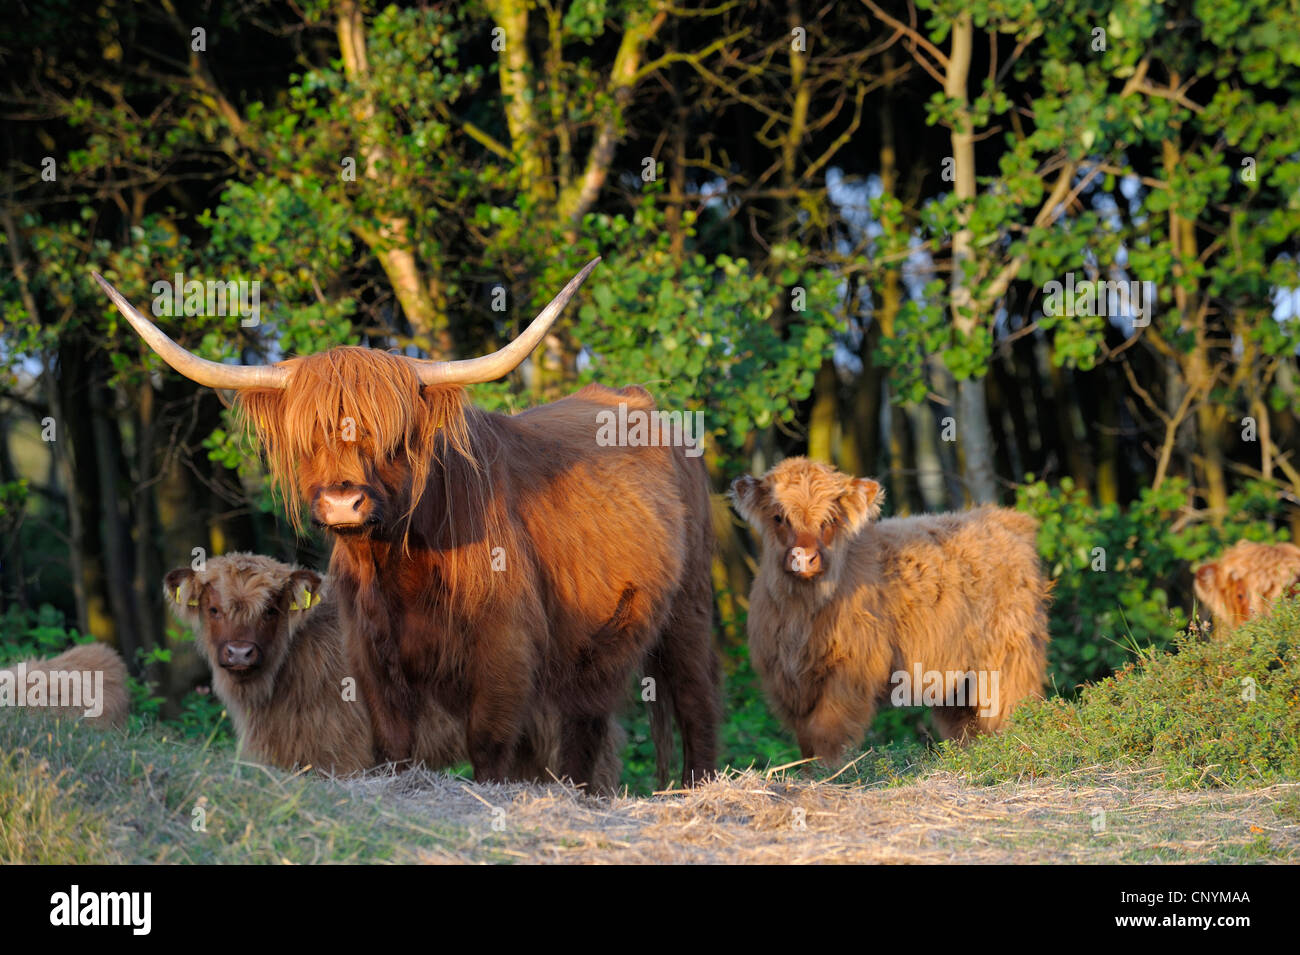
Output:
(285, 569), (324, 615)
(729, 475), (768, 526)
(839, 478), (883, 533)
(164, 568), (201, 622)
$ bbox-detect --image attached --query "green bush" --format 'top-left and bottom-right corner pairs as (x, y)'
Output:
(936, 597), (1300, 787)
(1016, 475), (1287, 692)
(0, 603), (94, 661)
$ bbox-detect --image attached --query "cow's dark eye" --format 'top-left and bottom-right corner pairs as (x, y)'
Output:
(208, 607), (220, 617)
(264, 605), (280, 619)
(773, 514), (784, 526)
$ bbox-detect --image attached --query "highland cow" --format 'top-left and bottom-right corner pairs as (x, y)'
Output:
(731, 457), (1050, 762)
(164, 553), (624, 790)
(1194, 540), (1300, 634)
(98, 261), (718, 788)
(0, 642), (129, 729)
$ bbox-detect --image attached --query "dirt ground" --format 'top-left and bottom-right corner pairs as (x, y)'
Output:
(342, 766), (1300, 864)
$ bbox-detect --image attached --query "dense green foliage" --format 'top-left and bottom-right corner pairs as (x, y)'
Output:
(1018, 476), (1288, 690)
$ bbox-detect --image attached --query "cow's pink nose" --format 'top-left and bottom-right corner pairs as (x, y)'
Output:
(788, 547), (821, 576)
(317, 488), (366, 525)
(219, 642), (261, 670)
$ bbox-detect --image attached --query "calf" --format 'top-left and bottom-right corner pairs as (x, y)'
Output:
(1194, 540), (1300, 635)
(731, 457), (1050, 762)
(165, 553), (622, 789)
(0, 642), (129, 729)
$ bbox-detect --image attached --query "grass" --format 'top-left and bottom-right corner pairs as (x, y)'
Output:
(0, 713), (479, 863)
(2, 601), (1297, 863)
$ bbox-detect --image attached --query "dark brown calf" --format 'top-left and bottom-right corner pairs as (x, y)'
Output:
(165, 552), (623, 789)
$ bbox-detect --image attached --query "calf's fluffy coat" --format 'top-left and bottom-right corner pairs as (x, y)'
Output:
(0, 642), (129, 728)
(731, 458), (1050, 761)
(1194, 540), (1300, 634)
(165, 553), (622, 789)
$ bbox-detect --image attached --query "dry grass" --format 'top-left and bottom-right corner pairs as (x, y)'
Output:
(348, 765), (1300, 865)
(2, 707), (1296, 863)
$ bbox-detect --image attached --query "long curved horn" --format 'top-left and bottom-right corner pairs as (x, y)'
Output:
(91, 272), (290, 390)
(410, 256), (601, 385)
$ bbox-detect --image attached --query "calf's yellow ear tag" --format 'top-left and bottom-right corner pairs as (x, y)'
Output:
(177, 586), (199, 607)
(290, 587), (313, 611)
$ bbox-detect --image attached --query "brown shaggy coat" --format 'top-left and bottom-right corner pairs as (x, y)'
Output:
(1194, 540), (1300, 634)
(731, 458), (1050, 761)
(165, 553), (623, 789)
(0, 642), (129, 729)
(238, 354), (719, 787)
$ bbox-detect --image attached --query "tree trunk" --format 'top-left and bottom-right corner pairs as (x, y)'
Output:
(806, 360), (838, 464)
(944, 13), (998, 504)
(131, 384), (165, 698)
(0, 414), (29, 611)
(90, 385), (140, 668)
(842, 319), (885, 479)
(958, 376), (998, 504)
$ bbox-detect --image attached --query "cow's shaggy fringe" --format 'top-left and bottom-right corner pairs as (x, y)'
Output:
(237, 349), (513, 631)
(732, 457), (1051, 761)
(239, 350), (484, 533)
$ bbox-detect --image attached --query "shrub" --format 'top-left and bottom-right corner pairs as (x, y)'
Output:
(936, 596), (1300, 787)
(0, 603), (94, 661)
(1016, 475), (1287, 691)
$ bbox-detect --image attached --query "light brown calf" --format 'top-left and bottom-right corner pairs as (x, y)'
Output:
(732, 458), (1050, 762)
(0, 642), (129, 729)
(1194, 540), (1300, 635)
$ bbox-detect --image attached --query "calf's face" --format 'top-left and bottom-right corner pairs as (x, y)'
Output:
(164, 562), (324, 686)
(1193, 562), (1247, 628)
(731, 458), (883, 584)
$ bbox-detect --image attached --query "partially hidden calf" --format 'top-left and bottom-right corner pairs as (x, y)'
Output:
(0, 642), (129, 729)
(165, 553), (622, 790)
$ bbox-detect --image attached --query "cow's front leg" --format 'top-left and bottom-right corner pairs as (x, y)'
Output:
(466, 709), (517, 782)
(464, 621), (534, 783)
(359, 649), (420, 767)
(343, 592), (420, 767)
(558, 713), (609, 789)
